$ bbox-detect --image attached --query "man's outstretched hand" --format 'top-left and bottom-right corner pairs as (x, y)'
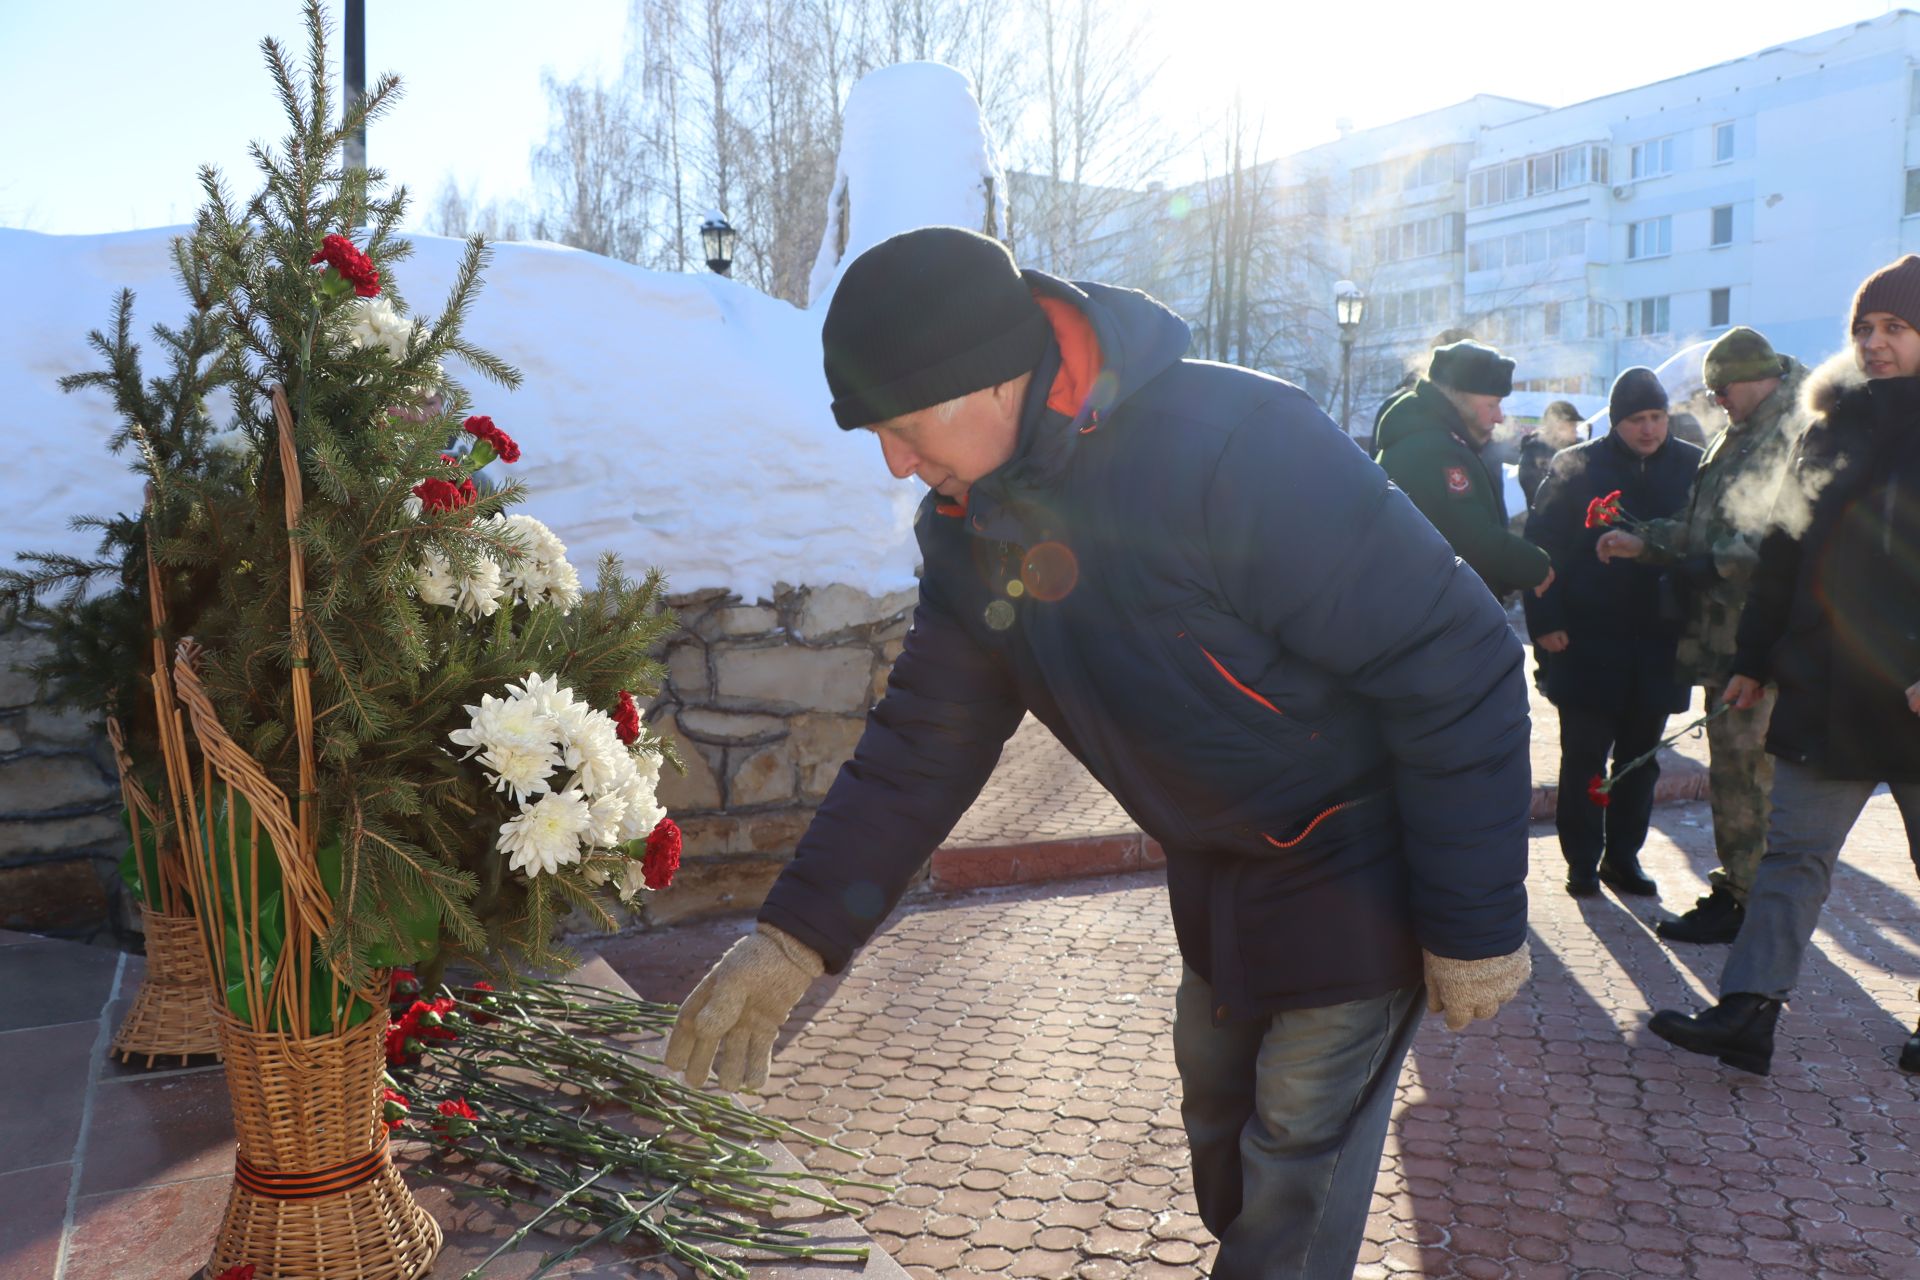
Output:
(665, 922), (825, 1093)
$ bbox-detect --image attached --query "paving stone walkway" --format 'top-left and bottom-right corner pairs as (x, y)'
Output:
(601, 792), (1920, 1280)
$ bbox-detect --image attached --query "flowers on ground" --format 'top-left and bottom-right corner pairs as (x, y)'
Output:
(450, 675), (670, 890)
(433, 1097), (478, 1142)
(212, 1266), (257, 1280)
(381, 1086), (410, 1131)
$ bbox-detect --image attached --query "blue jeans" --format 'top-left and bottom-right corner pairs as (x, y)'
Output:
(1173, 966), (1422, 1280)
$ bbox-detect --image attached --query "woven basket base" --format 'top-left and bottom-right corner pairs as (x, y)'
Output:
(110, 909), (222, 1066)
(205, 1162), (442, 1280)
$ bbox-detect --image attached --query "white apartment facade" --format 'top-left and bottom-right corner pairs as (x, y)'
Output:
(1338, 12), (1920, 424)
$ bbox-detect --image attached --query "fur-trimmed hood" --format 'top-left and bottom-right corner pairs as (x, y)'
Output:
(1803, 350), (1867, 419)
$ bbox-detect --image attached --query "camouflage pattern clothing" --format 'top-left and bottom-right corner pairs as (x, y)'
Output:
(1638, 357), (1809, 688)
(1700, 680), (1777, 902)
(1639, 358), (1806, 901)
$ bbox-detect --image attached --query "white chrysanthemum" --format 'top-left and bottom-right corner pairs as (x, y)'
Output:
(498, 789), (592, 878)
(342, 297), (444, 388)
(451, 689), (556, 757)
(414, 548), (505, 620)
(616, 857), (651, 903)
(486, 514), (582, 614)
(613, 753), (667, 844)
(562, 713), (631, 799)
(583, 790), (629, 847)
(510, 672), (579, 718)
(476, 740), (561, 805)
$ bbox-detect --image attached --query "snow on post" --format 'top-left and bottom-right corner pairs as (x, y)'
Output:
(807, 62), (1006, 308)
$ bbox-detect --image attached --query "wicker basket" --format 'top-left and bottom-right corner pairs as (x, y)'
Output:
(202, 1012), (440, 1280)
(170, 386), (441, 1279)
(110, 905), (222, 1065)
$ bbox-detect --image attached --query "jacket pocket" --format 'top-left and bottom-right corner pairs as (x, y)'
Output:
(1160, 613), (1326, 761)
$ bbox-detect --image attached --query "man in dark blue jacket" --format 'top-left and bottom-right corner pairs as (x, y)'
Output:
(1524, 369), (1700, 900)
(666, 227), (1533, 1279)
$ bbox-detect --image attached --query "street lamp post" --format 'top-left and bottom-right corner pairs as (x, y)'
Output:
(1334, 280), (1366, 436)
(700, 213), (738, 277)
(343, 0), (366, 173)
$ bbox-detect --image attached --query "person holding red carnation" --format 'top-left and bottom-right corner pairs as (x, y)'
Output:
(1524, 367), (1700, 899)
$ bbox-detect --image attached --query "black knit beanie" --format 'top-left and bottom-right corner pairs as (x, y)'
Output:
(1608, 366), (1668, 426)
(1851, 254), (1920, 333)
(822, 227), (1052, 429)
(1428, 340), (1514, 397)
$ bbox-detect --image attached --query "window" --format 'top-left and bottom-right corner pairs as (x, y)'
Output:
(1469, 144), (1608, 208)
(1467, 219), (1586, 272)
(1713, 122), (1735, 164)
(1630, 136), (1675, 179)
(1906, 168), (1920, 217)
(1626, 296), (1671, 336)
(1911, 68), (1920, 115)
(1544, 301), (1562, 339)
(1710, 288), (1731, 327)
(1551, 222), (1585, 258)
(1711, 205), (1734, 247)
(1627, 216), (1672, 260)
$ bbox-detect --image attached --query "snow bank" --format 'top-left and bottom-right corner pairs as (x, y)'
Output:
(0, 227), (922, 601)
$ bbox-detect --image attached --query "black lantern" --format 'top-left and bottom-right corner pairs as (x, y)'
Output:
(1334, 281), (1366, 435)
(700, 214), (737, 276)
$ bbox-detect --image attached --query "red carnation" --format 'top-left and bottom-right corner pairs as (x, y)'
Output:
(381, 1086), (410, 1132)
(309, 233), (380, 297)
(463, 415), (520, 464)
(412, 476), (474, 514)
(389, 968), (420, 1001)
(1586, 774), (1612, 808)
(213, 1266), (256, 1280)
(643, 817), (682, 891)
(384, 1006), (424, 1065)
(1584, 490), (1625, 530)
(612, 690), (642, 746)
(467, 979), (497, 1025)
(433, 1097), (479, 1143)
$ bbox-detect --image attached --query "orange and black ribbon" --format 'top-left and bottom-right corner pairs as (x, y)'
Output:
(234, 1136), (389, 1201)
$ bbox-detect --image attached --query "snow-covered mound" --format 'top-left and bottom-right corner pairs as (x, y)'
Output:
(1, 227), (921, 601)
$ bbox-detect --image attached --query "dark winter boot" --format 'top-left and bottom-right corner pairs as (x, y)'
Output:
(1901, 990), (1920, 1075)
(1648, 993), (1782, 1075)
(1598, 852), (1658, 897)
(1565, 868), (1601, 898)
(1656, 886), (1745, 944)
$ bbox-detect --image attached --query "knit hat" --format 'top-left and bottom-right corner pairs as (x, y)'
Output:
(1608, 366), (1669, 426)
(1851, 254), (1920, 334)
(822, 227), (1052, 429)
(1428, 340), (1514, 397)
(1702, 327), (1784, 389)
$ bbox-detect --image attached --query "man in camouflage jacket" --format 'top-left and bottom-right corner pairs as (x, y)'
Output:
(1597, 327), (1808, 942)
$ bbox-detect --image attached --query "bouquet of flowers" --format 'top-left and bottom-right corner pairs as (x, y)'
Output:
(1583, 488), (1652, 534)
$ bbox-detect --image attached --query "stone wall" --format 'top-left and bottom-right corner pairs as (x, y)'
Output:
(0, 628), (126, 937)
(639, 582), (916, 927)
(0, 580), (920, 939)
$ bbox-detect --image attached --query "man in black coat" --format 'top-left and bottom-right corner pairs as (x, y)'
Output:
(662, 228), (1534, 1278)
(1652, 255), (1920, 1076)
(1526, 369), (1701, 899)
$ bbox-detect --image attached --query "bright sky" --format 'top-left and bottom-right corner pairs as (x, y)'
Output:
(0, 0), (1905, 235)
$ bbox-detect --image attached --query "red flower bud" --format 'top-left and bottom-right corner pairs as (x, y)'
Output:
(612, 690), (642, 746)
(1586, 774), (1612, 808)
(309, 233), (380, 297)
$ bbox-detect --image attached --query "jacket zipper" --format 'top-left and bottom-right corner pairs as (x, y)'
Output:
(1181, 634), (1283, 715)
(1261, 793), (1381, 850)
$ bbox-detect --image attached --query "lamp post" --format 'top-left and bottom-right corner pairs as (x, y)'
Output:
(700, 213), (737, 277)
(1334, 280), (1366, 436)
(343, 0), (365, 173)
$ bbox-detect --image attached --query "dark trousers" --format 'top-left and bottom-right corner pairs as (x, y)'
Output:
(1555, 701), (1669, 873)
(1173, 968), (1423, 1279)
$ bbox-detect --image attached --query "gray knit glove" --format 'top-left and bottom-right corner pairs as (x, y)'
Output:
(665, 922), (825, 1093)
(1423, 945), (1531, 1032)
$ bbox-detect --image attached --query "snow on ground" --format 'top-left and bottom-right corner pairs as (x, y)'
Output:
(1, 227), (923, 602)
